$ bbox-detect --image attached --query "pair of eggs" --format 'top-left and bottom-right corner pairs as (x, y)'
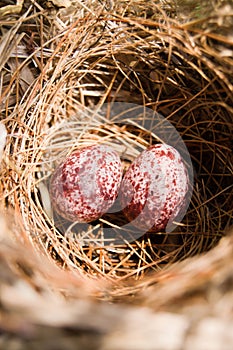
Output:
(49, 143), (189, 232)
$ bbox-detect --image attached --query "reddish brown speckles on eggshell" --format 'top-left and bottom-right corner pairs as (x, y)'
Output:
(120, 144), (189, 232)
(50, 144), (123, 223)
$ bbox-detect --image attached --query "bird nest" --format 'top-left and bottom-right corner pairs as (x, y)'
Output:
(1, 1), (233, 297)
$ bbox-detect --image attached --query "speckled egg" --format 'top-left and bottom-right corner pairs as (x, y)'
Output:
(50, 144), (123, 223)
(120, 144), (189, 232)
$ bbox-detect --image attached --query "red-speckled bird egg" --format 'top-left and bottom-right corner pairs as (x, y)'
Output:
(120, 144), (189, 232)
(50, 144), (123, 223)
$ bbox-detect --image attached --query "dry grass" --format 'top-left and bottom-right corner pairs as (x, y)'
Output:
(0, 1), (233, 348)
(0, 0), (232, 301)
(1, 2), (233, 280)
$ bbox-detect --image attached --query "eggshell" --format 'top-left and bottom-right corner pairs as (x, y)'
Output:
(50, 144), (123, 223)
(120, 144), (189, 232)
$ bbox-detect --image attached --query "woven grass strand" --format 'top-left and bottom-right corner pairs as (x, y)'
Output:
(0, 0), (232, 348)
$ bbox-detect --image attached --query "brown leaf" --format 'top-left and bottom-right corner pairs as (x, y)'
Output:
(0, 0), (24, 17)
(7, 57), (35, 95)
(50, 0), (71, 8)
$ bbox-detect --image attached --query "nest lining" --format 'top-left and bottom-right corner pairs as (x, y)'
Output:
(1, 1), (233, 294)
(33, 107), (195, 279)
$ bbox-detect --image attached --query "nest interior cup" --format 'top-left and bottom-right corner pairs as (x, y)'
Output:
(1, 2), (233, 295)
(37, 103), (195, 279)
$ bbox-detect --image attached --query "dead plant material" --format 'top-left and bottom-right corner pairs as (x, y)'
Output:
(0, 2), (232, 346)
